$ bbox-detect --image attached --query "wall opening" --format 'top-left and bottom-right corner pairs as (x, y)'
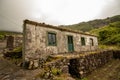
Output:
(68, 59), (80, 78)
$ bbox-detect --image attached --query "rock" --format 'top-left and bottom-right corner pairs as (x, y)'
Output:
(33, 60), (39, 69)
(2, 75), (10, 80)
(79, 71), (84, 75)
(28, 61), (33, 69)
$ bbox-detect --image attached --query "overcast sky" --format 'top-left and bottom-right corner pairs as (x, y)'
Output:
(0, 0), (120, 32)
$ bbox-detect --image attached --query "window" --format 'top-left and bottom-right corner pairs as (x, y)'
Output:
(90, 38), (94, 46)
(81, 37), (86, 46)
(48, 32), (56, 46)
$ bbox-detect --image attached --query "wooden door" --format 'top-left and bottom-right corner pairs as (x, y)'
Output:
(68, 36), (74, 52)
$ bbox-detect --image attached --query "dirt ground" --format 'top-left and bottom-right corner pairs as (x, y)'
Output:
(87, 59), (120, 80)
(0, 57), (26, 80)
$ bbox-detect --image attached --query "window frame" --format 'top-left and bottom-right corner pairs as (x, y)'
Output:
(90, 38), (94, 46)
(81, 37), (86, 46)
(47, 32), (57, 46)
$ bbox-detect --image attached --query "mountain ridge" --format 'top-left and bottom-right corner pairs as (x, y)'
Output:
(60, 15), (120, 32)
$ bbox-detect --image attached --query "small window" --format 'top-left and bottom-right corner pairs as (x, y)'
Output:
(81, 37), (86, 46)
(48, 32), (56, 46)
(90, 38), (94, 46)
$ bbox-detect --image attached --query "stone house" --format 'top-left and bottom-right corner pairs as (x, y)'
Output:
(0, 33), (22, 50)
(6, 34), (23, 49)
(23, 20), (98, 67)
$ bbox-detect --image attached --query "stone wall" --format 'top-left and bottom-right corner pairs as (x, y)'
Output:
(13, 35), (23, 48)
(69, 50), (113, 78)
(0, 35), (22, 54)
(6, 35), (22, 49)
(0, 40), (6, 49)
(35, 50), (120, 79)
(6, 36), (14, 49)
(113, 50), (120, 59)
(23, 20), (98, 66)
(0, 40), (6, 54)
(40, 58), (69, 79)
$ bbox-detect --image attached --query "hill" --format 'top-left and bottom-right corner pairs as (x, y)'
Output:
(60, 15), (120, 32)
(90, 21), (120, 46)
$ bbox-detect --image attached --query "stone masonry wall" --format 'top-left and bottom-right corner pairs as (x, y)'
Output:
(69, 50), (113, 78)
(13, 35), (23, 48)
(6, 35), (22, 49)
(40, 58), (69, 79)
(35, 50), (119, 79)
(23, 20), (98, 67)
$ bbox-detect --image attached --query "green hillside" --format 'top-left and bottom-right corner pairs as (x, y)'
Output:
(60, 15), (120, 32)
(90, 21), (120, 46)
(60, 15), (120, 46)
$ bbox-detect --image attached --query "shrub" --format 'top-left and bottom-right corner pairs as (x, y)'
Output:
(51, 68), (62, 76)
(4, 46), (22, 59)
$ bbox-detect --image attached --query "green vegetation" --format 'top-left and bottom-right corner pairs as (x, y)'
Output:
(75, 77), (88, 80)
(80, 78), (88, 80)
(4, 46), (22, 59)
(3, 46), (22, 65)
(51, 68), (62, 76)
(99, 45), (120, 50)
(0, 35), (4, 40)
(60, 15), (120, 32)
(0, 31), (6, 40)
(13, 46), (22, 53)
(90, 21), (120, 46)
(61, 15), (120, 47)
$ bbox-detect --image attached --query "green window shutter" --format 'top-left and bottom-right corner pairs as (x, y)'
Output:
(48, 32), (57, 46)
(81, 37), (86, 46)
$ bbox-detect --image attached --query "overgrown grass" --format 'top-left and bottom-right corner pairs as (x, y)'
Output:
(3, 46), (22, 65)
(99, 45), (120, 50)
(75, 77), (88, 80)
(13, 46), (22, 53)
(90, 21), (120, 46)
(80, 78), (88, 80)
(51, 68), (62, 76)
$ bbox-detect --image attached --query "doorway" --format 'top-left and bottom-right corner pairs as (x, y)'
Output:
(67, 36), (74, 52)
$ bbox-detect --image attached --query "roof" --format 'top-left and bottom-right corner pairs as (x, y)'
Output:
(24, 19), (97, 37)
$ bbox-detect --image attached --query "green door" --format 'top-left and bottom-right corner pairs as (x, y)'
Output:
(68, 36), (74, 52)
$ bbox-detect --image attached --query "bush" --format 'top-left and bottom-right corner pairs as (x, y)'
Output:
(0, 35), (4, 40)
(91, 21), (120, 46)
(81, 78), (88, 80)
(51, 68), (62, 76)
(4, 46), (22, 59)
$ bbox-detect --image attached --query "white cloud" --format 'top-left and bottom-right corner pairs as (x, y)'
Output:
(0, 0), (120, 32)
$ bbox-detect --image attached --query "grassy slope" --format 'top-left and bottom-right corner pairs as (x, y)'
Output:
(60, 15), (120, 47)
(60, 15), (120, 32)
(90, 21), (120, 46)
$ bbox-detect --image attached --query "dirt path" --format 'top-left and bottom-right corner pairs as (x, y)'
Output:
(0, 57), (26, 80)
(0, 57), (46, 80)
(87, 59), (120, 80)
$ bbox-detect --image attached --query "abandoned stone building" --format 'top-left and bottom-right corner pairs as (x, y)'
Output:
(0, 34), (22, 50)
(23, 20), (98, 67)
(6, 35), (23, 49)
